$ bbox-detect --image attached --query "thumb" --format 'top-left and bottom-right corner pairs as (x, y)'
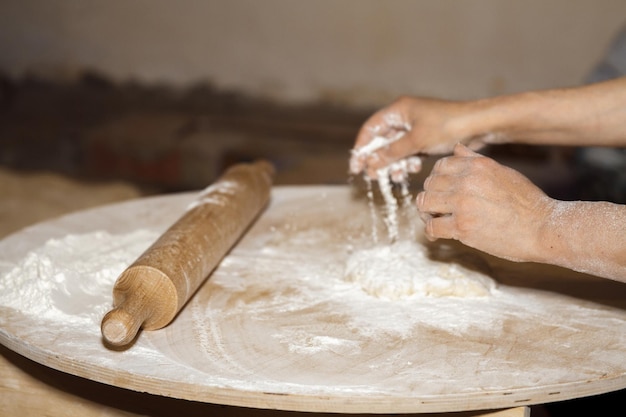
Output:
(453, 142), (480, 157)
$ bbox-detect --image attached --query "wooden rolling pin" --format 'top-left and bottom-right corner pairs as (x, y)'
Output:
(101, 160), (275, 347)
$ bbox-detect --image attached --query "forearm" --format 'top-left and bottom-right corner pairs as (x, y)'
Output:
(534, 200), (626, 282)
(451, 77), (626, 147)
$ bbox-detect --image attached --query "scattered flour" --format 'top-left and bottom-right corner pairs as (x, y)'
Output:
(0, 229), (158, 328)
(273, 330), (362, 355)
(344, 240), (497, 300)
(1, 189), (623, 401)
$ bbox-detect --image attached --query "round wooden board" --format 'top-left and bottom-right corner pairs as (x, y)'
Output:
(1, 185), (625, 414)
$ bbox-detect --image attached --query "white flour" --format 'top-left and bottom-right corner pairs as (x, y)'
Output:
(372, 157), (422, 242)
(2, 189), (625, 401)
(351, 119), (422, 243)
(349, 111), (412, 172)
(375, 165), (400, 241)
(0, 229), (158, 329)
(187, 179), (241, 210)
(0, 187), (626, 404)
(344, 240), (497, 300)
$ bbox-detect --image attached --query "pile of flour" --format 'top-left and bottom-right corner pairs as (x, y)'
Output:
(344, 240), (497, 300)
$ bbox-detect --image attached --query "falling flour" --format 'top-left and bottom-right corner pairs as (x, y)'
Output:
(351, 125), (422, 243)
(372, 157), (422, 242)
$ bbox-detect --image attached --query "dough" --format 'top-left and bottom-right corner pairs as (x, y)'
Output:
(344, 240), (497, 300)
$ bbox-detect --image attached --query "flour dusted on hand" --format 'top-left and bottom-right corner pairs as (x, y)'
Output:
(344, 241), (497, 300)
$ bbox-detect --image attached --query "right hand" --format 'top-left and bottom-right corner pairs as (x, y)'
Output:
(350, 96), (484, 178)
(350, 96), (475, 178)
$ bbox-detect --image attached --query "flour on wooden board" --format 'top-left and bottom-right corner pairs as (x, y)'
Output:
(344, 240), (496, 300)
(0, 230), (159, 328)
(350, 127), (496, 299)
(348, 171), (497, 299)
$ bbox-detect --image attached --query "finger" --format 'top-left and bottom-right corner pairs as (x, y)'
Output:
(405, 156), (423, 173)
(350, 114), (385, 175)
(417, 209), (433, 225)
(353, 108), (409, 152)
(430, 155), (465, 177)
(389, 157), (423, 183)
(361, 137), (416, 179)
(365, 136), (420, 172)
(465, 137), (489, 151)
(352, 111), (415, 175)
(351, 130), (404, 176)
(422, 172), (457, 192)
(416, 190), (455, 216)
(353, 111), (389, 149)
(390, 166), (408, 183)
(430, 150), (479, 177)
(453, 142), (481, 157)
(349, 150), (367, 176)
(424, 214), (457, 241)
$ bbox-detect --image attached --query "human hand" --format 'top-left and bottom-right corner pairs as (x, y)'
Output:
(416, 144), (554, 263)
(349, 96), (474, 179)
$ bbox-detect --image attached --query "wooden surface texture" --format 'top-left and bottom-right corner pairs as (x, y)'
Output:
(1, 185), (625, 414)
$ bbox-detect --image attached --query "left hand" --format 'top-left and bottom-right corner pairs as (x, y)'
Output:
(416, 143), (554, 263)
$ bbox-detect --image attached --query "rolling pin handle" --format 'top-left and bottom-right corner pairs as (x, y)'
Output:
(101, 299), (149, 346)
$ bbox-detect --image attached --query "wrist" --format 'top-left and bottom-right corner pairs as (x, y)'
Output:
(446, 91), (549, 147)
(444, 96), (510, 146)
(532, 198), (568, 265)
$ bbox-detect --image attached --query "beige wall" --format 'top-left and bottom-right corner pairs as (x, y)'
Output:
(1, 0), (625, 106)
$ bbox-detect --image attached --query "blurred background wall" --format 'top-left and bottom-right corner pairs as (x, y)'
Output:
(1, 0), (626, 192)
(2, 0), (625, 106)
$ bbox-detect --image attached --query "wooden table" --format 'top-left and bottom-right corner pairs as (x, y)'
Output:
(2, 185), (625, 416)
